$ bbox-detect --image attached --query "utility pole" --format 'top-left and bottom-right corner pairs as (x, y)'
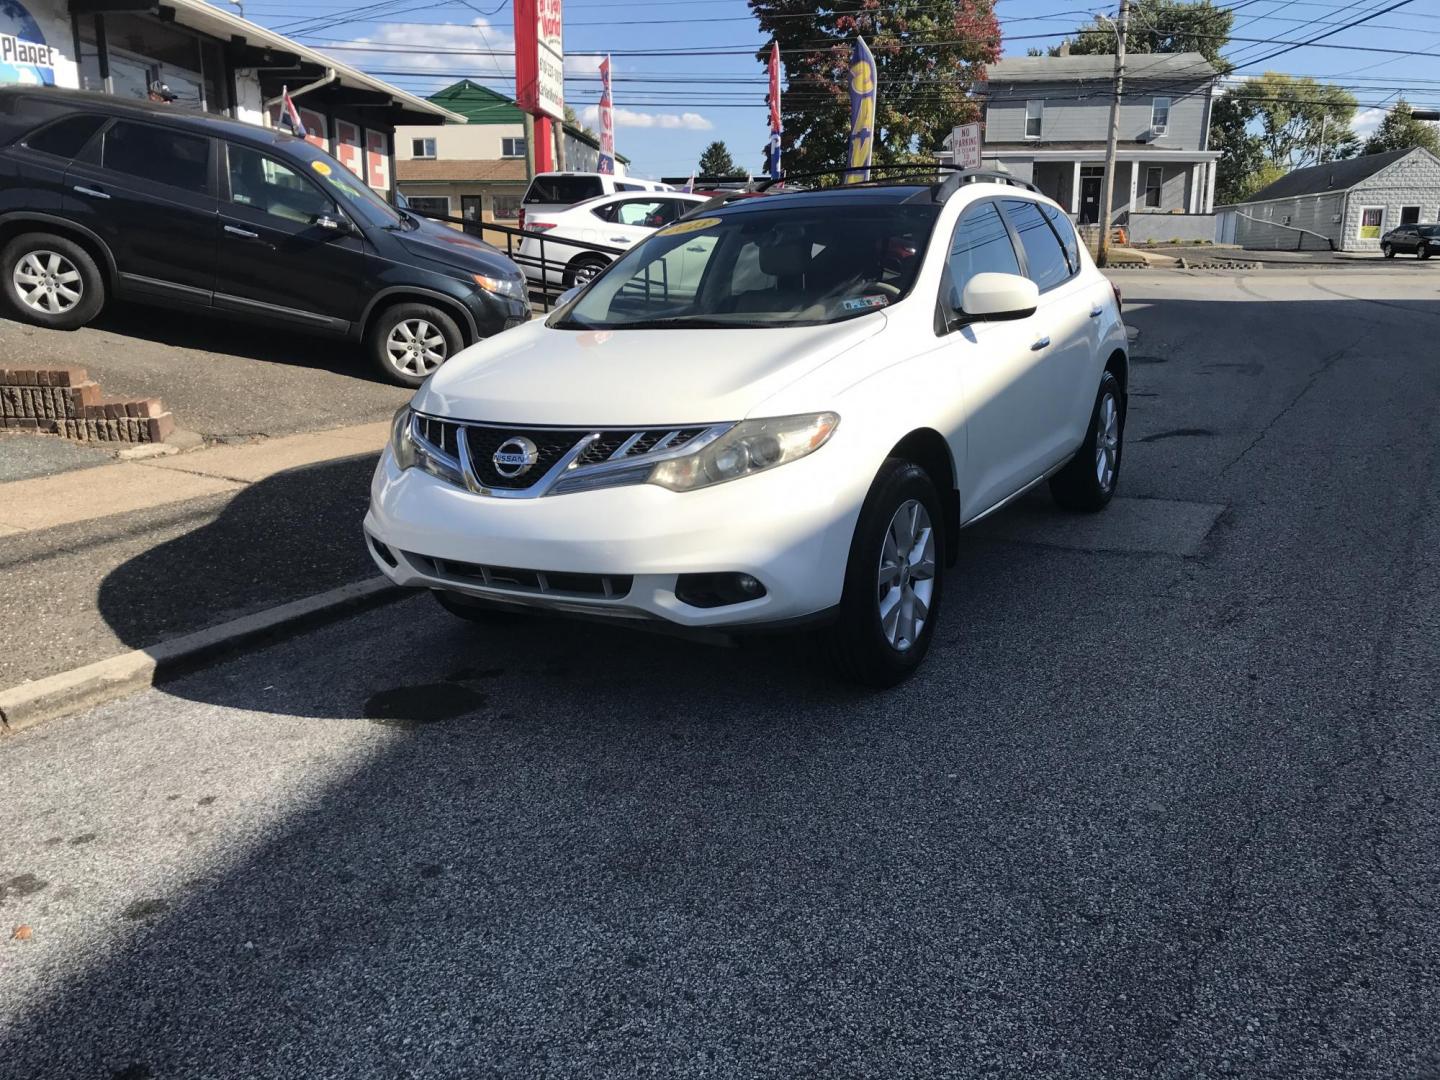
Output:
(1096, 0), (1129, 268)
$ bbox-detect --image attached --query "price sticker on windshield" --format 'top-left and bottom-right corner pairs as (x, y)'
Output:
(656, 217), (721, 237)
(311, 161), (333, 177)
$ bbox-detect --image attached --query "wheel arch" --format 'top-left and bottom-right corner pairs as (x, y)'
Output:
(358, 287), (479, 345)
(889, 427), (961, 566)
(0, 213), (117, 291)
(1105, 347), (1129, 398)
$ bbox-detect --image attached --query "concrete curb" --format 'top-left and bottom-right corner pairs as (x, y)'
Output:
(0, 577), (406, 737)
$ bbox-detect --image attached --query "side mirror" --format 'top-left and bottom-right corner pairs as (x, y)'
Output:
(314, 213), (351, 235)
(958, 272), (1039, 323)
(556, 284), (584, 307)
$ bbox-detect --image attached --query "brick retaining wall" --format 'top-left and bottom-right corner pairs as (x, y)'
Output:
(0, 368), (174, 444)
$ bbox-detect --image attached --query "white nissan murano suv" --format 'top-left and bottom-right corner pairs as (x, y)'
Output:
(365, 170), (1129, 685)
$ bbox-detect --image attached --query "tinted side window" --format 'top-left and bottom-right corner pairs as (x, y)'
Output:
(24, 114), (106, 160)
(227, 143), (334, 224)
(1003, 199), (1071, 290)
(525, 176), (604, 204)
(1039, 203), (1081, 273)
(947, 202), (1021, 298)
(102, 121), (209, 194)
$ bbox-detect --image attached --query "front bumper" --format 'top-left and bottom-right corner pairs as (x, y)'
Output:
(363, 444), (862, 629)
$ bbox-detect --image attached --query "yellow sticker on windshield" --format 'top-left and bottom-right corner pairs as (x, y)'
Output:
(656, 216), (721, 237)
(311, 161), (333, 176)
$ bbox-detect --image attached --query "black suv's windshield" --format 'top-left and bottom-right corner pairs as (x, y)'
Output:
(284, 139), (403, 228)
(552, 202), (939, 330)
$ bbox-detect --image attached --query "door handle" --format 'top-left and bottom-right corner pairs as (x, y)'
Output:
(1031, 336), (1051, 351)
(1089, 305), (1104, 318)
(73, 185), (110, 200)
(224, 225), (259, 239)
(608, 237), (630, 244)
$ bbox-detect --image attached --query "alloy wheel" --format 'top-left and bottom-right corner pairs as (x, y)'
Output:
(386, 318), (448, 377)
(877, 498), (935, 652)
(1095, 391), (1120, 492)
(574, 260), (604, 284)
(13, 250), (82, 314)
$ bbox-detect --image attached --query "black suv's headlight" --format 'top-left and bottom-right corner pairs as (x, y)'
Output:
(472, 273), (527, 301)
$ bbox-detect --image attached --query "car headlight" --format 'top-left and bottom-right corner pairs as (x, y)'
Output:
(473, 273), (527, 301)
(647, 413), (839, 492)
(390, 405), (465, 487)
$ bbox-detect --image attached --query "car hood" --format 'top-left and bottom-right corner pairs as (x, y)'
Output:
(413, 314), (888, 426)
(395, 225), (520, 280)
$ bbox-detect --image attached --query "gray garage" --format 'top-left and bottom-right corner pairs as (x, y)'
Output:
(1216, 146), (1440, 252)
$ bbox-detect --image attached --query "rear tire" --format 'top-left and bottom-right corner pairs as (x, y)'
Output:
(564, 254), (609, 288)
(1049, 370), (1124, 512)
(1419, 242), (1432, 261)
(367, 302), (464, 388)
(0, 232), (104, 331)
(820, 458), (945, 688)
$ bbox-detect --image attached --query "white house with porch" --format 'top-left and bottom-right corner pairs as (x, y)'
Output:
(943, 51), (1220, 238)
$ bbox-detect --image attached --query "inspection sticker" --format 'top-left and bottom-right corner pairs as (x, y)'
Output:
(841, 295), (889, 311)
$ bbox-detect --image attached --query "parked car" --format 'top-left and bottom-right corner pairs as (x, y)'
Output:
(0, 87), (530, 387)
(517, 190), (712, 291)
(366, 172), (1128, 686)
(518, 171), (672, 230)
(1380, 223), (1439, 259)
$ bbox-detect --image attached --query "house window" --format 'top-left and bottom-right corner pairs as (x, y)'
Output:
(1359, 207), (1384, 239)
(1150, 97), (1171, 132)
(1025, 100), (1043, 139)
(405, 195), (450, 217)
(1400, 206), (1420, 225)
(501, 136), (526, 158)
(411, 138), (436, 159)
(1144, 166), (1163, 208)
(492, 193), (523, 220)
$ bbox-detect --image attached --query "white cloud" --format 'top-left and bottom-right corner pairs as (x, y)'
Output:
(580, 104), (714, 131)
(329, 19), (517, 78)
(1351, 107), (1386, 138)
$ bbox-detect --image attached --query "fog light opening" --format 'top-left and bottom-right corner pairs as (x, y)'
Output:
(369, 534), (399, 568)
(674, 572), (768, 609)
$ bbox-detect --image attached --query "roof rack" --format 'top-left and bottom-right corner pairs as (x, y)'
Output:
(753, 163), (1039, 198)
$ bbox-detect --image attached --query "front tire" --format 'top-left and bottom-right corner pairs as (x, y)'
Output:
(1050, 370), (1125, 512)
(1419, 241), (1432, 261)
(367, 302), (463, 388)
(565, 254), (608, 288)
(0, 232), (104, 330)
(1382, 243), (1395, 259)
(821, 459), (945, 687)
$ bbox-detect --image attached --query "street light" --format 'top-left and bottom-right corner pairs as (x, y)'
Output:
(227, 0), (245, 19)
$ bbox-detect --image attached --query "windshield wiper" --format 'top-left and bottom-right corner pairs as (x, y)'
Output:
(605, 317), (760, 330)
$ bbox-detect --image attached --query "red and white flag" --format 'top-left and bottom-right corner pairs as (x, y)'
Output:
(597, 55), (615, 175)
(279, 87), (307, 139)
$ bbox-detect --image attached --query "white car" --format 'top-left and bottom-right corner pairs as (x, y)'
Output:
(518, 171), (673, 230)
(365, 173), (1128, 685)
(517, 191), (712, 291)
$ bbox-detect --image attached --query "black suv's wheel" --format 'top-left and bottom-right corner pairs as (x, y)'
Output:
(433, 590), (525, 624)
(1049, 370), (1125, 512)
(368, 302), (463, 387)
(1382, 242), (1395, 259)
(821, 458), (945, 688)
(564, 254), (609, 288)
(0, 232), (104, 331)
(1419, 241), (1432, 261)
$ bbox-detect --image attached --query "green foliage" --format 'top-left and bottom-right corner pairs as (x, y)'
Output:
(563, 104), (596, 140)
(1212, 73), (1359, 202)
(749, 0), (1000, 175)
(698, 141), (743, 177)
(1061, 0), (1234, 69)
(1362, 99), (1440, 157)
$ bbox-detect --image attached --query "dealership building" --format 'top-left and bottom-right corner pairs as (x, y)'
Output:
(0, 0), (458, 195)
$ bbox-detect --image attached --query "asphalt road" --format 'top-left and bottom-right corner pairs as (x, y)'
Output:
(2, 270), (1438, 1079)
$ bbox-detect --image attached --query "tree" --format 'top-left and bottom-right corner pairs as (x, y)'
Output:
(563, 104), (596, 140)
(698, 140), (742, 177)
(1060, 0), (1234, 69)
(749, 0), (1000, 176)
(1363, 98), (1440, 157)
(1211, 73), (1359, 202)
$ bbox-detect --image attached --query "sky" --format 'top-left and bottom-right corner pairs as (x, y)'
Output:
(209, 0), (1440, 178)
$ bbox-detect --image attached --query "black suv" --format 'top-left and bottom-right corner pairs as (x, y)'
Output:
(0, 88), (529, 386)
(1380, 223), (1439, 260)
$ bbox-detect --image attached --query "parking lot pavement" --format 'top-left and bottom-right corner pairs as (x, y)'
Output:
(0, 304), (410, 441)
(1, 270), (1438, 1078)
(0, 431), (111, 483)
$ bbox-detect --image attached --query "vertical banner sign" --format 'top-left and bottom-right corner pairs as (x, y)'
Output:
(514, 0), (564, 121)
(951, 122), (981, 169)
(597, 54), (615, 174)
(335, 120), (363, 177)
(766, 41), (782, 180)
(364, 129), (390, 192)
(845, 37), (876, 184)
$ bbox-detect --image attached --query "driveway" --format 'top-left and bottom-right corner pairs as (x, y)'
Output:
(2, 270), (1438, 1078)
(0, 305), (410, 441)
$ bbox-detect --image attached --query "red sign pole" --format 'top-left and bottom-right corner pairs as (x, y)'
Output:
(535, 116), (554, 172)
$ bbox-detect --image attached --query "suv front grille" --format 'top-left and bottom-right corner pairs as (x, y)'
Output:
(406, 552), (632, 599)
(409, 414), (725, 498)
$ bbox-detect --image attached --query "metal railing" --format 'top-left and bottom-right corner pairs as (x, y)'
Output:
(408, 211), (627, 311)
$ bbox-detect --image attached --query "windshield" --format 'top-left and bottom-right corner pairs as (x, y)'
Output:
(284, 139), (403, 228)
(1420, 225), (1440, 238)
(526, 175), (605, 204)
(552, 202), (939, 330)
